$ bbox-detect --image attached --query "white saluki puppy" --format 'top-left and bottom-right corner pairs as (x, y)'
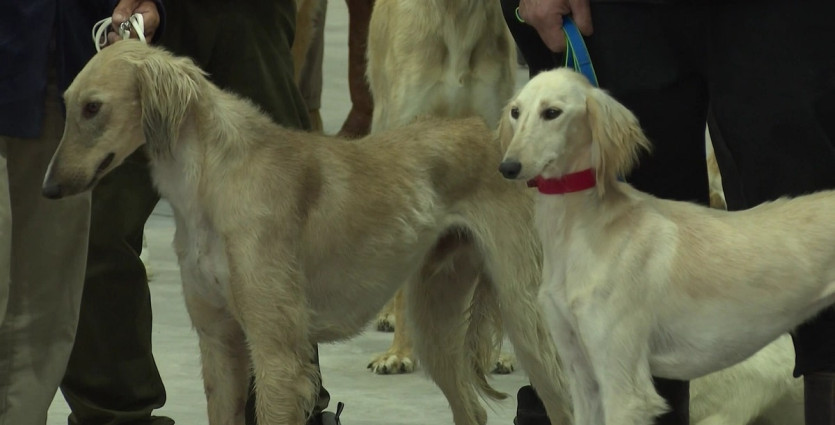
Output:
(366, 0), (517, 374)
(43, 41), (573, 425)
(498, 68), (834, 425)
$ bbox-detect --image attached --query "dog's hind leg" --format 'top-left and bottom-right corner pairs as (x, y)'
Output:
(374, 293), (396, 332)
(368, 289), (416, 374)
(492, 281), (573, 425)
(475, 227), (573, 424)
(407, 238), (489, 425)
(183, 287), (249, 424)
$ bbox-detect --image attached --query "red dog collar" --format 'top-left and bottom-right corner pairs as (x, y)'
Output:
(527, 169), (596, 195)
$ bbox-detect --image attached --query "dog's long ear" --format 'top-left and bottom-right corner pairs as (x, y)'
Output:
(133, 53), (205, 155)
(586, 87), (651, 187)
(496, 104), (515, 154)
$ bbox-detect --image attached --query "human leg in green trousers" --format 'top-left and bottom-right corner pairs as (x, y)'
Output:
(59, 151), (168, 425)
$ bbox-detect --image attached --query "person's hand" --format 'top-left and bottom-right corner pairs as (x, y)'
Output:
(518, 0), (592, 52)
(108, 0), (160, 45)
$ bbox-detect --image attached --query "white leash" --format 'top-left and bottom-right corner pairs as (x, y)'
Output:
(92, 13), (146, 52)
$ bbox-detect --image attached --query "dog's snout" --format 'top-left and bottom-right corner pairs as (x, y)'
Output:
(499, 160), (523, 179)
(42, 183), (64, 200)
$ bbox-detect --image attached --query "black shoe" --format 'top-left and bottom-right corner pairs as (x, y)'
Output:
(805, 372), (835, 425)
(514, 385), (550, 425)
(308, 402), (344, 425)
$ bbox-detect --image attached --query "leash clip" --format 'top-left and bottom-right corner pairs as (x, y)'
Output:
(92, 13), (146, 52)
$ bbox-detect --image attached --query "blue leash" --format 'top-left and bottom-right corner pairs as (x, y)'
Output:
(561, 17), (598, 87)
(515, 9), (598, 87)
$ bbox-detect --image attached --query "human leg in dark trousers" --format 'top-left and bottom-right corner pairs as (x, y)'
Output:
(503, 2), (711, 423)
(159, 1), (338, 424)
(60, 151), (167, 425)
(338, 0), (375, 138)
(704, 1), (835, 424)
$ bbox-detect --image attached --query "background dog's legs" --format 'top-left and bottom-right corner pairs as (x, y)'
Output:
(375, 294), (396, 332)
(407, 244), (489, 425)
(368, 289), (415, 373)
(184, 289), (249, 424)
(538, 289), (603, 425)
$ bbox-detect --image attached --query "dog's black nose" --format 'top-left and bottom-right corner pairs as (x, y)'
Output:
(42, 184), (64, 200)
(499, 160), (522, 179)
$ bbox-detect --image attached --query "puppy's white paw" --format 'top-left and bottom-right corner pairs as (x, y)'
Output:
(367, 352), (415, 374)
(492, 352), (516, 374)
(375, 313), (395, 332)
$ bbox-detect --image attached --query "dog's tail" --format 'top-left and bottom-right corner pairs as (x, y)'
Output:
(465, 275), (509, 401)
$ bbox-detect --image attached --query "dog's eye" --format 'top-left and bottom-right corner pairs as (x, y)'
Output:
(541, 108), (562, 121)
(510, 107), (520, 119)
(83, 102), (101, 119)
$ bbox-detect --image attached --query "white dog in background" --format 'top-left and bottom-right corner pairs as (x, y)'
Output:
(499, 68), (822, 425)
(365, 0), (518, 375)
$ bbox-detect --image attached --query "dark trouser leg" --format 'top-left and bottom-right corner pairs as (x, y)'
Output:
(60, 150), (168, 425)
(706, 2), (835, 424)
(160, 1), (312, 131)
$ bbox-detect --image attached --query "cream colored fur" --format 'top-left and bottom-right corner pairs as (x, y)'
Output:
(499, 68), (827, 425)
(366, 0), (518, 375)
(367, 0), (515, 131)
(43, 41), (573, 425)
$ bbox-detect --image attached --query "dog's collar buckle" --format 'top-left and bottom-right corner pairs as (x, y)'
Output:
(527, 169), (596, 195)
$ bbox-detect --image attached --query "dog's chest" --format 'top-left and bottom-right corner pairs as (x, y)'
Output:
(535, 199), (601, 314)
(152, 159), (230, 308)
(174, 213), (230, 308)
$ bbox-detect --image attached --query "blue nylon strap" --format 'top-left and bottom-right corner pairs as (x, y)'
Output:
(512, 8), (597, 86)
(562, 16), (598, 87)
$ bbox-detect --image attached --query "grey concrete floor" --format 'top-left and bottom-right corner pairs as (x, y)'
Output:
(47, 1), (532, 424)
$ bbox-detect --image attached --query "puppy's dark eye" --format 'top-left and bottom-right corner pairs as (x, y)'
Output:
(541, 108), (562, 120)
(83, 102), (101, 118)
(510, 107), (520, 119)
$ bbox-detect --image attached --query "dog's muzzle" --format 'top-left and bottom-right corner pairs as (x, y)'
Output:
(499, 160), (523, 179)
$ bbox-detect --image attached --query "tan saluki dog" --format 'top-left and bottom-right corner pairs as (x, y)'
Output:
(43, 41), (572, 425)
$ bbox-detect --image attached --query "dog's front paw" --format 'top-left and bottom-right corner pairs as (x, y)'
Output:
(491, 353), (516, 374)
(367, 352), (415, 374)
(375, 312), (395, 332)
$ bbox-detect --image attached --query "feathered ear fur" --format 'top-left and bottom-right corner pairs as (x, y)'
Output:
(586, 87), (651, 191)
(496, 104), (515, 154)
(133, 52), (206, 156)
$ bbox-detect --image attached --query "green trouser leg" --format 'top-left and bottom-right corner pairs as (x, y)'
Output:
(159, 0), (311, 131)
(60, 151), (169, 425)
